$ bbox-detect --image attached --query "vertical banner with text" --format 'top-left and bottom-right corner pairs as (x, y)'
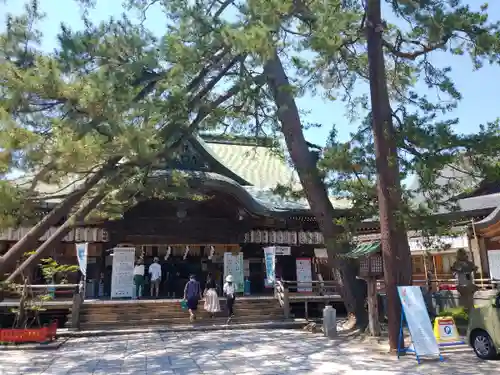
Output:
(223, 252), (244, 293)
(263, 247), (276, 287)
(296, 258), (313, 292)
(111, 247), (136, 299)
(75, 243), (88, 277)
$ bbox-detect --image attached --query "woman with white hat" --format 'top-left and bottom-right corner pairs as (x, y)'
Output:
(223, 275), (236, 322)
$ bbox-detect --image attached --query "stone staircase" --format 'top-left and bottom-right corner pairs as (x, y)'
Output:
(75, 297), (285, 330)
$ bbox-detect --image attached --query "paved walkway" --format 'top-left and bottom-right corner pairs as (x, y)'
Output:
(0, 329), (498, 374)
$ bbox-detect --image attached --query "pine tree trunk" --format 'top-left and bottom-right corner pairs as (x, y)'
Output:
(365, 0), (413, 350)
(0, 158), (119, 278)
(264, 52), (367, 326)
(6, 191), (107, 282)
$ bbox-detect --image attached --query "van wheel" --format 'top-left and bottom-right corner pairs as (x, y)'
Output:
(472, 330), (497, 360)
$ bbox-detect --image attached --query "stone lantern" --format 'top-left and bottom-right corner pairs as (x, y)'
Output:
(451, 248), (478, 311)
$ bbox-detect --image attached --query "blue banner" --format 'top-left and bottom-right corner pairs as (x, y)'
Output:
(263, 247), (275, 287)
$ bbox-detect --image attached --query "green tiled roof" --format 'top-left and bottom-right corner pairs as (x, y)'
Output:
(345, 241), (380, 259)
(204, 141), (300, 189)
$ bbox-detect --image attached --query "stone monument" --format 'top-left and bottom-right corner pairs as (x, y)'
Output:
(451, 248), (478, 311)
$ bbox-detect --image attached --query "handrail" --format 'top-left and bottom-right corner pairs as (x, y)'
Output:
(23, 284), (79, 289)
(280, 279), (340, 296)
(378, 277), (500, 291)
(274, 280), (290, 319)
(280, 280), (338, 285)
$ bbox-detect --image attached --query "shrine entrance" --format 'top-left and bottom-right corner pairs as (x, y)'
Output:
(99, 243), (244, 299)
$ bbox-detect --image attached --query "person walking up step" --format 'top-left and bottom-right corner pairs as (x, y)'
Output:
(183, 274), (202, 323)
(223, 275), (236, 323)
(204, 272), (220, 318)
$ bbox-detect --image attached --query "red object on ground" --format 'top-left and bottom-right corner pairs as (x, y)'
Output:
(0, 320), (57, 343)
(438, 284), (457, 291)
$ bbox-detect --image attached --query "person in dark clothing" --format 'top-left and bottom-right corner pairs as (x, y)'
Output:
(183, 274), (202, 322)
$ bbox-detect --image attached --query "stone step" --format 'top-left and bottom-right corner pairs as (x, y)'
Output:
(79, 314), (284, 330)
(79, 305), (282, 315)
(72, 298), (284, 329)
(80, 302), (281, 314)
(80, 303), (280, 311)
(79, 310), (284, 322)
(83, 299), (279, 310)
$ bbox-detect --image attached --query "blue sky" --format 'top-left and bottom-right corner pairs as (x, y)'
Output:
(1, 0), (499, 147)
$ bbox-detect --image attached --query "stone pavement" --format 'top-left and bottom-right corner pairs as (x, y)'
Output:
(0, 329), (498, 374)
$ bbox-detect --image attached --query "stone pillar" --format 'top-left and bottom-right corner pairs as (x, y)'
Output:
(323, 305), (337, 338)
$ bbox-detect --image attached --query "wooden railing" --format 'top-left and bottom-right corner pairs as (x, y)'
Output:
(283, 280), (341, 295)
(274, 280), (341, 320)
(377, 278), (500, 292)
(5, 283), (83, 330)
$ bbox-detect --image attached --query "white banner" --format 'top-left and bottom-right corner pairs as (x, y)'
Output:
(398, 286), (440, 357)
(296, 258), (312, 292)
(263, 247), (276, 287)
(223, 252), (244, 293)
(75, 243), (88, 277)
(111, 247), (136, 299)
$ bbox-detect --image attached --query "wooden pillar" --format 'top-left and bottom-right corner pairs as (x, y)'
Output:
(366, 277), (381, 336)
(432, 255), (438, 281)
(71, 289), (83, 330)
(94, 243), (104, 298)
(283, 282), (290, 319)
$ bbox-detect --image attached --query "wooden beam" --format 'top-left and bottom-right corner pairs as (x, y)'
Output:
(479, 220), (500, 237)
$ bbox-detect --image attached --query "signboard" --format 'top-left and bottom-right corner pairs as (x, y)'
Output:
(398, 286), (440, 358)
(263, 247), (276, 287)
(314, 248), (328, 258)
(111, 247), (136, 299)
(275, 246), (291, 256)
(223, 252), (244, 293)
(75, 243), (88, 277)
(433, 316), (464, 345)
(296, 258), (313, 292)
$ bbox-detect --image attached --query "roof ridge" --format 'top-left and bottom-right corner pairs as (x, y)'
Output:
(200, 133), (275, 147)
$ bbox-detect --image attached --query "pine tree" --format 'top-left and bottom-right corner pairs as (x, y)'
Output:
(316, 0), (500, 348)
(0, 0), (263, 277)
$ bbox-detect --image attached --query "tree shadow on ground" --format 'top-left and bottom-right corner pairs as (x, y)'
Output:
(0, 329), (497, 374)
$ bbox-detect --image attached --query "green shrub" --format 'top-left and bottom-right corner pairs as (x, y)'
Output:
(437, 307), (468, 323)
